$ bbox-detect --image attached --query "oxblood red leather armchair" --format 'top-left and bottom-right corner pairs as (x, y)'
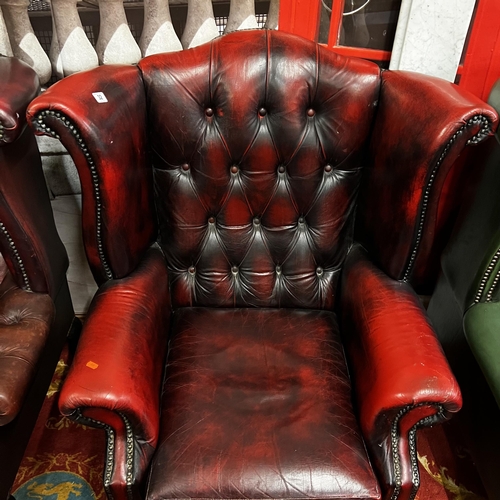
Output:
(27, 30), (498, 500)
(0, 56), (76, 500)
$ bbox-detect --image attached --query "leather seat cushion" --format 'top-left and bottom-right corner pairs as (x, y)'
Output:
(147, 308), (381, 500)
(0, 271), (54, 425)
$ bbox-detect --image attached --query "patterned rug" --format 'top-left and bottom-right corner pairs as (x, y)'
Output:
(12, 352), (487, 500)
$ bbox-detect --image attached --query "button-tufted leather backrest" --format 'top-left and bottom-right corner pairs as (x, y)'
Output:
(139, 30), (380, 309)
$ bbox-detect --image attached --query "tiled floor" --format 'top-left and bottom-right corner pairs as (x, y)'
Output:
(51, 194), (97, 316)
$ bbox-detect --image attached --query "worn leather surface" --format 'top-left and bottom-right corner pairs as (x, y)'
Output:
(148, 307), (381, 500)
(27, 65), (156, 284)
(59, 246), (170, 490)
(140, 30), (380, 309)
(0, 268), (54, 426)
(356, 70), (498, 293)
(340, 245), (462, 430)
(340, 244), (461, 498)
(0, 56), (39, 144)
(464, 303), (500, 407)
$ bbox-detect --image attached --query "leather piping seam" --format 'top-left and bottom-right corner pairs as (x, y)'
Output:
(0, 220), (31, 290)
(118, 411), (135, 499)
(73, 408), (115, 500)
(407, 407), (446, 500)
(33, 110), (113, 280)
(389, 402), (445, 500)
(0, 122), (4, 141)
(475, 247), (500, 303)
(402, 114), (492, 282)
(486, 269), (500, 302)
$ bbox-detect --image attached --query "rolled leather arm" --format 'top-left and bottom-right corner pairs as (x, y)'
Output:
(0, 56), (39, 144)
(26, 65), (156, 284)
(0, 270), (54, 425)
(340, 244), (461, 500)
(59, 246), (171, 500)
(356, 70), (499, 292)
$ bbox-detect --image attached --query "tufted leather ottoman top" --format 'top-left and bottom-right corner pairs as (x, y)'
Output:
(0, 267), (54, 425)
(147, 308), (381, 500)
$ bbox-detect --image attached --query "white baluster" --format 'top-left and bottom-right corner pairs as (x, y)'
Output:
(49, 9), (63, 80)
(0, 0), (51, 83)
(265, 0), (279, 30)
(50, 0), (98, 76)
(181, 0), (218, 49)
(225, 0), (258, 33)
(95, 0), (141, 65)
(0, 6), (13, 56)
(140, 0), (181, 57)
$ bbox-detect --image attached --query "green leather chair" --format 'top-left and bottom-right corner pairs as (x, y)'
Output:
(428, 80), (500, 497)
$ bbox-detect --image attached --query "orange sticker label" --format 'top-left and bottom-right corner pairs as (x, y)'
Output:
(86, 361), (99, 369)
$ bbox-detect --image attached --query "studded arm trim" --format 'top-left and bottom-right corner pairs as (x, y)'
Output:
(69, 408), (142, 500)
(0, 221), (30, 290)
(340, 244), (462, 500)
(474, 245), (500, 303)
(58, 246), (171, 500)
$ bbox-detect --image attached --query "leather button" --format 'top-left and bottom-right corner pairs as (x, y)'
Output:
(276, 265), (281, 274)
(231, 165), (239, 174)
(208, 216), (215, 224)
(231, 266), (239, 274)
(324, 164), (332, 172)
(298, 216), (305, 224)
(278, 165), (285, 174)
(253, 217), (260, 226)
(182, 163), (190, 171)
(307, 108), (315, 117)
(316, 267), (324, 276)
(205, 108), (214, 117)
(258, 108), (267, 117)
(188, 266), (196, 275)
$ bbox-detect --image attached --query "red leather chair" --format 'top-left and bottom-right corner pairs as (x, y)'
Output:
(27, 30), (498, 500)
(0, 56), (76, 499)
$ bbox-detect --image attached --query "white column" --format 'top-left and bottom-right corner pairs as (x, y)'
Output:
(181, 0), (218, 49)
(95, 0), (141, 65)
(0, 0), (51, 83)
(49, 9), (63, 80)
(50, 0), (98, 76)
(140, 0), (181, 57)
(389, 0), (476, 82)
(225, 0), (258, 33)
(265, 0), (279, 30)
(0, 7), (13, 56)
